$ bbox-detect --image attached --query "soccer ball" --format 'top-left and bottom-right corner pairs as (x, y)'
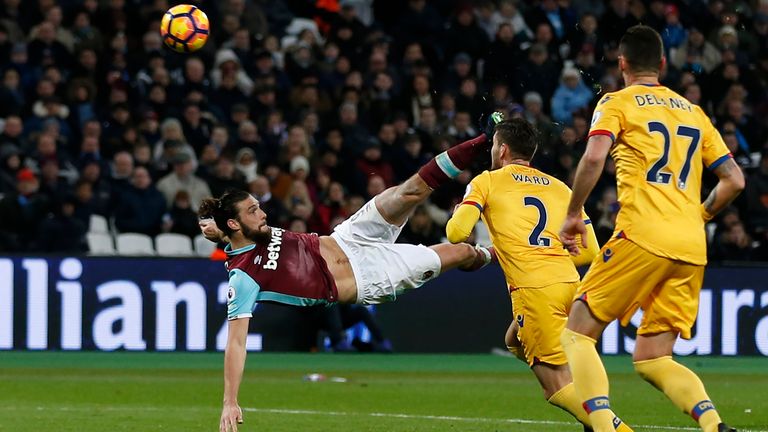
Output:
(160, 4), (209, 53)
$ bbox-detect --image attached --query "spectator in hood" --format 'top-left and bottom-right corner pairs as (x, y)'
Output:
(0, 168), (51, 251)
(113, 166), (168, 236)
(551, 67), (595, 125)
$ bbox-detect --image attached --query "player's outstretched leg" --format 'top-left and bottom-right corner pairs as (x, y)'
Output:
(428, 243), (495, 272)
(633, 333), (734, 432)
(375, 134), (492, 226)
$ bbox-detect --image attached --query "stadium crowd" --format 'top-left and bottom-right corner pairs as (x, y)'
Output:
(0, 0), (767, 261)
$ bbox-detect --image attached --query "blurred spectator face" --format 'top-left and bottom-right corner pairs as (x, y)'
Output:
(498, 0), (516, 17)
(113, 152), (134, 178)
(81, 136), (99, 154)
(37, 134), (57, 156)
(250, 176), (270, 197)
(326, 129), (343, 150)
(580, 14), (597, 34)
(413, 75), (429, 95)
(454, 112), (471, 131)
(41, 160), (59, 183)
(335, 56), (351, 75)
(83, 120), (101, 139)
(324, 42), (340, 62)
(161, 120), (184, 141)
(184, 105), (201, 125)
(721, 122), (738, 152)
(723, 63), (739, 80)
(460, 78), (478, 97)
(233, 29), (250, 50)
(393, 116), (410, 135)
(174, 190), (191, 209)
(185, 58), (205, 82)
(610, 0), (629, 16)
(131, 167), (151, 189)
(377, 124), (396, 145)
(535, 23), (553, 45)
(419, 108), (437, 129)
(374, 72), (393, 92)
(211, 127), (229, 147)
(82, 162), (101, 182)
(46, 6), (63, 27)
(3, 116), (22, 137)
(727, 100), (744, 120)
(345, 71), (363, 89)
(37, 22), (56, 43)
(561, 127), (577, 145)
(174, 159), (194, 177)
(529, 45), (548, 65)
(328, 181), (345, 203)
(36, 79), (55, 98)
(237, 121), (259, 143)
(367, 175), (386, 197)
(302, 112), (320, 134)
(133, 144), (151, 164)
(497, 24), (514, 43)
(404, 43), (424, 64)
(76, 181), (93, 202)
(346, 195), (365, 214)
(684, 84), (701, 104)
(149, 85), (166, 105)
(215, 157), (235, 178)
(340, 104), (358, 125)
(404, 137), (422, 157)
(288, 125), (308, 147)
(3, 69), (20, 89)
(73, 11), (90, 30)
(573, 115), (588, 137)
(457, 9), (473, 26)
(369, 52), (387, 73)
(363, 145), (382, 161)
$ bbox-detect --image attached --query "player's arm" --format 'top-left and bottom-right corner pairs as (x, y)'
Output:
(220, 270), (260, 431)
(220, 317), (248, 432)
(570, 216), (599, 266)
(446, 173), (490, 243)
(702, 158), (745, 221)
(561, 135), (612, 253)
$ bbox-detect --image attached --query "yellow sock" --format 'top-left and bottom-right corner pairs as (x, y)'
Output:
(560, 328), (616, 432)
(634, 356), (722, 432)
(548, 383), (592, 427)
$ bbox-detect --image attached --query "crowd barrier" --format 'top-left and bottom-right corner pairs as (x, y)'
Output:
(1, 256), (766, 355)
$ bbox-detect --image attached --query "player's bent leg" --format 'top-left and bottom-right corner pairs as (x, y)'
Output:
(561, 302), (622, 432)
(634, 333), (726, 432)
(374, 175), (432, 227)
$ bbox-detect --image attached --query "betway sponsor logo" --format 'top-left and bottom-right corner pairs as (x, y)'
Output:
(263, 228), (284, 271)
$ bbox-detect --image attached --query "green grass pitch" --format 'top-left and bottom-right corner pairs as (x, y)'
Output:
(0, 352), (766, 431)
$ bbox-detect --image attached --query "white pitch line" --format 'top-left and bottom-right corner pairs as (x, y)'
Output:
(244, 407), (768, 432)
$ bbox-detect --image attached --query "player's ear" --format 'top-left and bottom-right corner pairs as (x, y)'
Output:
(660, 56), (667, 72)
(227, 218), (240, 231)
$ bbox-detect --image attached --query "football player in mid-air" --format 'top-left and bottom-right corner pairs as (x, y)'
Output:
(202, 116), (504, 432)
(446, 118), (632, 432)
(559, 25), (744, 432)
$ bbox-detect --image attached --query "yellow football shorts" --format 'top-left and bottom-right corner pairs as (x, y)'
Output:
(511, 281), (578, 366)
(577, 237), (705, 339)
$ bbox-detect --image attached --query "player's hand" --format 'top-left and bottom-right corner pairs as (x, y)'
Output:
(559, 214), (587, 255)
(482, 111), (504, 142)
(219, 402), (243, 432)
(200, 218), (224, 243)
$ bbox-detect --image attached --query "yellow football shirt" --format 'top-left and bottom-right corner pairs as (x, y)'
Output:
(450, 164), (594, 289)
(589, 84), (731, 265)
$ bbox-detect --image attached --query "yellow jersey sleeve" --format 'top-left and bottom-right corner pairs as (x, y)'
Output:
(589, 93), (623, 142)
(445, 171), (490, 244)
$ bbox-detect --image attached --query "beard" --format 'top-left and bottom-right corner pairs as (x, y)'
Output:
(242, 223), (272, 245)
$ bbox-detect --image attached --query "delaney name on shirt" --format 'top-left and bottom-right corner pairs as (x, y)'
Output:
(633, 94), (693, 112)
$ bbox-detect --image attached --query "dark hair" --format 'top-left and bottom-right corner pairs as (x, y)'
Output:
(619, 25), (664, 73)
(199, 189), (252, 236)
(495, 118), (539, 161)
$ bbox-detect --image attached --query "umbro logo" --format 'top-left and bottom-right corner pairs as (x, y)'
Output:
(254, 255), (262, 265)
(516, 314), (524, 328)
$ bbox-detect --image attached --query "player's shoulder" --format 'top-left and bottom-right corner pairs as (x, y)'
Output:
(595, 88), (631, 106)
